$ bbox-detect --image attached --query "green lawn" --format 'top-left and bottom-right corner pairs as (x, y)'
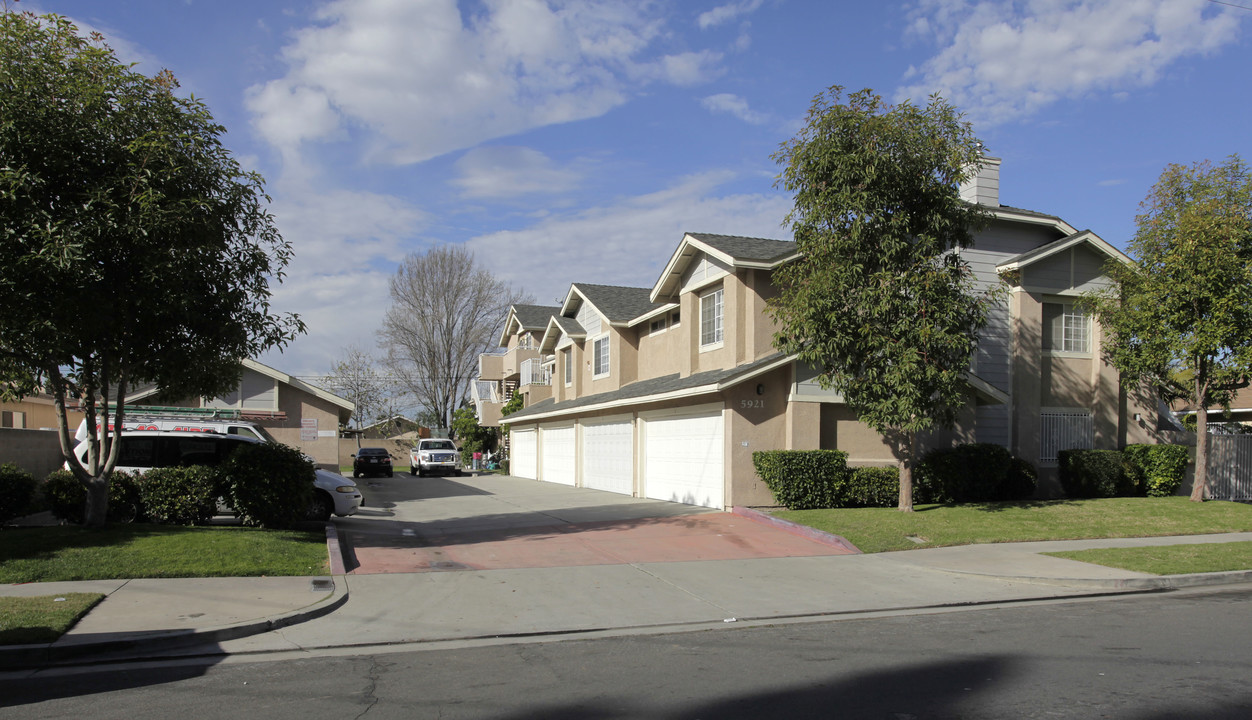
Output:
(776, 497), (1252, 554)
(0, 524), (329, 583)
(0, 594), (104, 645)
(1045, 541), (1252, 575)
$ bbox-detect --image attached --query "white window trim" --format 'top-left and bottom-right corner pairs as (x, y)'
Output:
(699, 286), (724, 351)
(1044, 301), (1092, 358)
(562, 348), (573, 387)
(591, 334), (611, 379)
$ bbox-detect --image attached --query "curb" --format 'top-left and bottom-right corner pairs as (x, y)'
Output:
(919, 566), (1252, 591)
(0, 576), (348, 670)
(0, 523), (353, 670)
(731, 506), (861, 554)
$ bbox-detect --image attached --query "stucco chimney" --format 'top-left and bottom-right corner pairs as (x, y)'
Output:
(959, 156), (1001, 207)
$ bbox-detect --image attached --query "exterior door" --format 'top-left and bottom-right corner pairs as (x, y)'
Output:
(510, 427), (537, 479)
(539, 423), (576, 486)
(642, 408), (724, 509)
(581, 418), (633, 496)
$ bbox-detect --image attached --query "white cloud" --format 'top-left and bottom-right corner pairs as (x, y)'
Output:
(452, 146), (581, 199)
(701, 93), (770, 125)
(464, 172), (792, 305)
(698, 0), (766, 30)
(898, 0), (1244, 125)
(247, 0), (724, 165)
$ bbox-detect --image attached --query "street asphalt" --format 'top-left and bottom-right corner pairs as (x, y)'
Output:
(3, 473), (1251, 671)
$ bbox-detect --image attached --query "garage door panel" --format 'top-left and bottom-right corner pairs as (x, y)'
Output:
(511, 429), (537, 480)
(540, 424), (576, 486)
(644, 411), (723, 509)
(581, 420), (633, 496)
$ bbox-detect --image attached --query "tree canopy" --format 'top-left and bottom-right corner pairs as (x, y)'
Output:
(1087, 155), (1252, 502)
(767, 86), (994, 511)
(0, 12), (302, 525)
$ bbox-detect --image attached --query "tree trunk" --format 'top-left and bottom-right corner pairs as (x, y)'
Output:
(84, 476), (109, 527)
(898, 430), (915, 512)
(1191, 400), (1208, 503)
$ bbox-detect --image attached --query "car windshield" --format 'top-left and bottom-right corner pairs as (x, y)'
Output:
(423, 441), (455, 450)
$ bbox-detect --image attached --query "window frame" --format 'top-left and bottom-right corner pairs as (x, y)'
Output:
(699, 286), (724, 350)
(591, 335), (610, 379)
(562, 347), (572, 386)
(1044, 301), (1092, 356)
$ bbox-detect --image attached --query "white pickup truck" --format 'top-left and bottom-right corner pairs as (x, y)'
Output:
(409, 438), (462, 477)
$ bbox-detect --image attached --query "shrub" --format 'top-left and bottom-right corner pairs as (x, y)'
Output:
(221, 442), (315, 529)
(0, 463), (38, 524)
(753, 450), (851, 509)
(1058, 449), (1132, 498)
(138, 466), (218, 525)
(846, 466), (899, 508)
(915, 443), (1032, 503)
(40, 469), (145, 524)
(1123, 444), (1189, 498)
(1003, 456), (1039, 501)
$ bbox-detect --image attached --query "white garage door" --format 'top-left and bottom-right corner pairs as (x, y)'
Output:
(510, 427), (537, 480)
(539, 424), (576, 486)
(643, 409), (724, 509)
(581, 418), (633, 496)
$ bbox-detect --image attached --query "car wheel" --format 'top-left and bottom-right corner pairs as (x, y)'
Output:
(417, 465), (425, 477)
(387, 470), (394, 477)
(306, 492), (334, 522)
(353, 470), (360, 478)
(409, 465), (416, 476)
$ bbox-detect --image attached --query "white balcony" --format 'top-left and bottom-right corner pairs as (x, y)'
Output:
(520, 357), (551, 387)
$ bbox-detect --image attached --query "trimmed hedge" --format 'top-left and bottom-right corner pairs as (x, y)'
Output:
(138, 466), (218, 525)
(40, 469), (144, 524)
(846, 466), (899, 508)
(915, 443), (1037, 503)
(0, 463), (38, 524)
(753, 450), (851, 509)
(221, 442), (315, 529)
(1058, 449), (1133, 498)
(1122, 444), (1190, 497)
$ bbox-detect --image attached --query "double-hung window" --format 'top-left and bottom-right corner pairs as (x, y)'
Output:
(592, 336), (610, 378)
(562, 348), (572, 386)
(700, 287), (724, 348)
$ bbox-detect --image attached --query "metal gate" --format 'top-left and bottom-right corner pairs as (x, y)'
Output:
(1207, 435), (1252, 502)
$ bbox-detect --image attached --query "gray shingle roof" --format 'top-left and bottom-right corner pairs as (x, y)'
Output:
(505, 352), (788, 422)
(687, 233), (796, 263)
(572, 283), (670, 324)
(551, 315), (586, 337)
(512, 304), (561, 331)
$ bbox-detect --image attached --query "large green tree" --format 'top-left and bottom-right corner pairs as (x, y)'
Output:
(768, 86), (994, 511)
(0, 12), (302, 525)
(1087, 156), (1252, 502)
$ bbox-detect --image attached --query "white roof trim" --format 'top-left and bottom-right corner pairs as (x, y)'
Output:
(996, 230), (1132, 272)
(650, 233), (797, 303)
(626, 302), (679, 328)
(242, 359), (355, 413)
(991, 207), (1078, 236)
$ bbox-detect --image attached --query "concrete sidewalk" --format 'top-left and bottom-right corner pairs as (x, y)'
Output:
(3, 472), (1251, 670)
(5, 529), (1250, 670)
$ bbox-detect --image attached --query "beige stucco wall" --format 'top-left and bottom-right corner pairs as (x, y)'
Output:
(0, 427), (66, 479)
(636, 316), (686, 380)
(726, 365), (791, 507)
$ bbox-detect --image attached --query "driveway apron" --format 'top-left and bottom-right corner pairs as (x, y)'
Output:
(337, 474), (853, 574)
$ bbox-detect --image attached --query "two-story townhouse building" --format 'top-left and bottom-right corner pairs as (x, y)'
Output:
(501, 159), (1165, 509)
(473, 304), (561, 427)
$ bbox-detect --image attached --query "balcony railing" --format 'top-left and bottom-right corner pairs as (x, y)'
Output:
(520, 357), (551, 387)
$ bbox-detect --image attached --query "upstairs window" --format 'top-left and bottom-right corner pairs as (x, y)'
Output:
(592, 336), (610, 377)
(700, 287), (724, 348)
(1043, 302), (1091, 355)
(563, 348), (572, 386)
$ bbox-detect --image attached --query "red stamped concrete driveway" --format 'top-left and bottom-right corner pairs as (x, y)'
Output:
(336, 473), (854, 574)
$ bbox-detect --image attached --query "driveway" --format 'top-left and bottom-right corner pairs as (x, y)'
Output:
(335, 473), (854, 574)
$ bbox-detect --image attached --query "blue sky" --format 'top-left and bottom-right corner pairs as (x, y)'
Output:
(23, 0), (1252, 379)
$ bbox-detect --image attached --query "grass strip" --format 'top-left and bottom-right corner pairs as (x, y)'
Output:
(0, 525), (329, 583)
(775, 497), (1252, 554)
(0, 594), (104, 645)
(1044, 541), (1252, 575)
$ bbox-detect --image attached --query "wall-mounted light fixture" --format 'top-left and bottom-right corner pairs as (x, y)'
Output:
(756, 383), (764, 396)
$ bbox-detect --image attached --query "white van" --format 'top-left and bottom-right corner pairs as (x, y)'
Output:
(74, 415), (277, 444)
